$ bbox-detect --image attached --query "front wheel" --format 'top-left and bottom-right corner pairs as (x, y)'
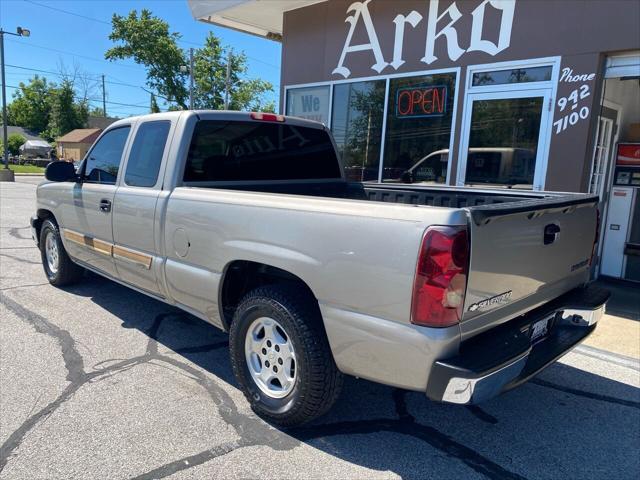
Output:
(40, 219), (84, 286)
(229, 285), (343, 427)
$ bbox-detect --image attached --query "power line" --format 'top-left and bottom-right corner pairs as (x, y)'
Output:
(22, 0), (281, 70)
(5, 38), (146, 72)
(23, 0), (111, 25)
(5, 64), (147, 90)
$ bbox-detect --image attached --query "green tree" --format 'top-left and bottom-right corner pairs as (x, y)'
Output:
(7, 133), (27, 155)
(90, 107), (105, 117)
(45, 81), (88, 140)
(106, 9), (188, 107)
(193, 34), (274, 111)
(150, 93), (160, 113)
(106, 11), (274, 112)
(6, 76), (53, 133)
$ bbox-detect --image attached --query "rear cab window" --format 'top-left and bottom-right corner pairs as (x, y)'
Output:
(183, 120), (341, 182)
(125, 121), (171, 187)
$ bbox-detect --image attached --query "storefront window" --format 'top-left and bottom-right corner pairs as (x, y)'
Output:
(472, 66), (552, 86)
(286, 86), (330, 125)
(382, 73), (457, 183)
(465, 97), (543, 188)
(331, 80), (385, 181)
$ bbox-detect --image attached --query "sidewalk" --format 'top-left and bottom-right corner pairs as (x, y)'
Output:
(584, 279), (640, 359)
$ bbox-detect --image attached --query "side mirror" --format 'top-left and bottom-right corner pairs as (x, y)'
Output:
(45, 161), (77, 182)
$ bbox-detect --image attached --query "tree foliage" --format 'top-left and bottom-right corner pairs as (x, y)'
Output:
(150, 94), (160, 113)
(6, 76), (88, 141)
(7, 76), (53, 133)
(47, 80), (89, 140)
(106, 9), (188, 107)
(106, 10), (275, 112)
(5, 133), (27, 155)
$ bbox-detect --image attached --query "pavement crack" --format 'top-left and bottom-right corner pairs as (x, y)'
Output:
(130, 439), (253, 480)
(0, 283), (50, 291)
(0, 292), (85, 383)
(290, 389), (525, 480)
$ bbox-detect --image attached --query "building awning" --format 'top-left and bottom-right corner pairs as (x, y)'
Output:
(187, 0), (326, 40)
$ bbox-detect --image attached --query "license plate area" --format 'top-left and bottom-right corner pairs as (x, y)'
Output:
(530, 315), (553, 343)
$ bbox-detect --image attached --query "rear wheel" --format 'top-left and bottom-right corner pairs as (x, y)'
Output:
(229, 284), (343, 427)
(40, 219), (83, 286)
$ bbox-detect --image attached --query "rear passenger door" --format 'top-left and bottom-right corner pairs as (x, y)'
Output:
(112, 120), (173, 296)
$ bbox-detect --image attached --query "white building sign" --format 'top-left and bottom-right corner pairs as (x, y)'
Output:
(333, 0), (517, 79)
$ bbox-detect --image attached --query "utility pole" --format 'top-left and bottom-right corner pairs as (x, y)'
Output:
(0, 26), (30, 183)
(189, 48), (194, 110)
(0, 32), (8, 175)
(101, 74), (107, 117)
(224, 49), (232, 110)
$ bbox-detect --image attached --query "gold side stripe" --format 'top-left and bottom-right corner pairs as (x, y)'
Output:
(112, 245), (153, 269)
(63, 229), (112, 255)
(63, 228), (152, 269)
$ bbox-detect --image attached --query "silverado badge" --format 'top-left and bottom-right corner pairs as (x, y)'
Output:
(468, 290), (513, 312)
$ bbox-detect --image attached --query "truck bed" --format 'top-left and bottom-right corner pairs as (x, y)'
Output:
(195, 180), (545, 208)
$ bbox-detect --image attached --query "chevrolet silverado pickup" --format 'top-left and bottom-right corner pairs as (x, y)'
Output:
(33, 111), (609, 426)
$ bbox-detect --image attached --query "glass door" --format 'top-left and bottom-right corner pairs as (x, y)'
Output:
(458, 89), (552, 190)
(588, 117), (614, 198)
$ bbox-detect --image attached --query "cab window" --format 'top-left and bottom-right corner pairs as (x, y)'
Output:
(84, 127), (131, 184)
(125, 121), (171, 187)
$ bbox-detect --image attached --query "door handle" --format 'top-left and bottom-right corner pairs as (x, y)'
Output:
(99, 199), (112, 212)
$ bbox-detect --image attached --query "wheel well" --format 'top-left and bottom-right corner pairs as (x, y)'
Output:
(34, 209), (56, 242)
(219, 260), (316, 331)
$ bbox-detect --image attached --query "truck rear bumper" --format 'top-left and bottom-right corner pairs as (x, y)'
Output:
(426, 283), (610, 404)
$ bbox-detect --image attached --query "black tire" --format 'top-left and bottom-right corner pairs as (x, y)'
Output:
(39, 219), (84, 286)
(229, 284), (343, 427)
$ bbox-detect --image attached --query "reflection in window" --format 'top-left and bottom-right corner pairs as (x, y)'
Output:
(472, 66), (552, 86)
(125, 121), (171, 187)
(85, 127), (130, 184)
(382, 73), (456, 184)
(183, 121), (341, 182)
(330, 80), (385, 182)
(465, 97), (543, 188)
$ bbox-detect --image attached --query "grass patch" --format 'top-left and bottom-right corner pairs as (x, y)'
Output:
(7, 164), (46, 174)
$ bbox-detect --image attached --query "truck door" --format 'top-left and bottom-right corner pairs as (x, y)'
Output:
(60, 126), (131, 278)
(112, 120), (173, 296)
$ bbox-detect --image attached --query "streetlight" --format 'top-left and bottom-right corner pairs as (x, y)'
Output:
(0, 26), (30, 182)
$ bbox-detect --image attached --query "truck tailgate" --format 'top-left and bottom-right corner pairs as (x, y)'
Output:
(461, 194), (599, 338)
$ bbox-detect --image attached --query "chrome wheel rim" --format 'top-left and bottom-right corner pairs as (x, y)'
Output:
(245, 317), (297, 399)
(45, 231), (59, 275)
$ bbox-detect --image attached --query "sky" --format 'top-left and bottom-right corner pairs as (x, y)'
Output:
(0, 0), (282, 118)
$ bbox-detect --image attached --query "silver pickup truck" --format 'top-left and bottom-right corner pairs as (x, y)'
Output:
(33, 111), (609, 426)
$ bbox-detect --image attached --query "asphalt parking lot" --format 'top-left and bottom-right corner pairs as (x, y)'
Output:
(1, 176), (639, 480)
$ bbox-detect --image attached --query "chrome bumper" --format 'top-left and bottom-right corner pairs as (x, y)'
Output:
(426, 284), (610, 405)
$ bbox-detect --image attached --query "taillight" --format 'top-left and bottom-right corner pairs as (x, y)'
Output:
(250, 112), (285, 122)
(411, 226), (469, 328)
(589, 208), (600, 266)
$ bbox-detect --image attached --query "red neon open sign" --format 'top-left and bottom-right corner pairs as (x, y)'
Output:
(396, 85), (447, 118)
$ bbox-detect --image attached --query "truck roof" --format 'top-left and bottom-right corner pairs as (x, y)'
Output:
(107, 110), (326, 130)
